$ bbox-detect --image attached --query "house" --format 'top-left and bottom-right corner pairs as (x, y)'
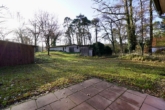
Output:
(152, 37), (165, 52)
(50, 44), (80, 53)
(153, 0), (165, 18)
(0, 40), (36, 67)
(50, 44), (93, 56)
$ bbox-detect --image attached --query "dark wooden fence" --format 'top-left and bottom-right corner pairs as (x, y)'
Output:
(0, 40), (35, 67)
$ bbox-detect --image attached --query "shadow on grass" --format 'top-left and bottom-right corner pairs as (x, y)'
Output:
(0, 63), (82, 108)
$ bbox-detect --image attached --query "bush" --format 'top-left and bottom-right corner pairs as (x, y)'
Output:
(92, 42), (113, 56)
(104, 46), (112, 55)
(155, 48), (165, 54)
(92, 42), (105, 56)
(119, 54), (161, 62)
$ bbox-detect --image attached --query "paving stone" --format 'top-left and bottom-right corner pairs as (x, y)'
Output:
(81, 86), (101, 97)
(68, 91), (89, 105)
(37, 105), (52, 110)
(54, 88), (73, 99)
(108, 85), (127, 95)
(79, 80), (94, 88)
(36, 93), (58, 108)
(105, 108), (113, 110)
(50, 98), (76, 110)
(120, 92), (144, 107)
(93, 81), (112, 91)
(87, 95), (112, 110)
(4, 108), (10, 110)
(99, 89), (120, 101)
(127, 90), (147, 98)
(71, 102), (95, 110)
(144, 95), (165, 110)
(68, 83), (84, 93)
(87, 78), (102, 84)
(140, 103), (160, 110)
(11, 100), (37, 110)
(105, 108), (112, 110)
(109, 98), (139, 110)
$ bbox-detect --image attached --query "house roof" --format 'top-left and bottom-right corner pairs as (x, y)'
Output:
(0, 40), (36, 47)
(50, 44), (92, 48)
(153, 0), (165, 17)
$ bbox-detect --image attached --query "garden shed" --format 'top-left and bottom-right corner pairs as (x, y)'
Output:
(0, 40), (35, 67)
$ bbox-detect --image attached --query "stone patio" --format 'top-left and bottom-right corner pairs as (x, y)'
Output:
(5, 78), (165, 110)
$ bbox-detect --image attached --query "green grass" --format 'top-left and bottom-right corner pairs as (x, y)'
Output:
(0, 51), (165, 108)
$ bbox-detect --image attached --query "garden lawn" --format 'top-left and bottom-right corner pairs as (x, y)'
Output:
(0, 51), (165, 108)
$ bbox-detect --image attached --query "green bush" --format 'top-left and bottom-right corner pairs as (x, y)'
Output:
(104, 46), (112, 55)
(155, 48), (165, 54)
(92, 42), (113, 56)
(120, 54), (161, 62)
(92, 42), (105, 56)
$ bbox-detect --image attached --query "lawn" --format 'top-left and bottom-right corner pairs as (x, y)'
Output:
(0, 51), (165, 108)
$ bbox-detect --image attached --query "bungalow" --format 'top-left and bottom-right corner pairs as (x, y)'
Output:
(50, 44), (80, 53)
(50, 44), (93, 56)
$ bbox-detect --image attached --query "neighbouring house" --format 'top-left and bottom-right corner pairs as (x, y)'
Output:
(0, 40), (36, 67)
(50, 44), (80, 53)
(152, 37), (165, 52)
(50, 44), (93, 56)
(153, 0), (165, 18)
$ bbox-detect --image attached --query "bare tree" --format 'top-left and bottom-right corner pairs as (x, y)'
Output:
(93, 0), (136, 52)
(0, 27), (12, 40)
(36, 11), (60, 55)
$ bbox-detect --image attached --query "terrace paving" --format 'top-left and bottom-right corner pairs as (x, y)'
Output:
(5, 78), (165, 110)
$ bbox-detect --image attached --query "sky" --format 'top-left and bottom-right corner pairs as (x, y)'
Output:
(0, 0), (100, 44)
(1, 0), (97, 27)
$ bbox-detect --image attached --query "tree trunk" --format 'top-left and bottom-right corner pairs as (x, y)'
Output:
(140, 0), (144, 56)
(124, 0), (132, 53)
(47, 35), (50, 55)
(95, 27), (98, 43)
(110, 22), (116, 54)
(129, 0), (136, 51)
(149, 0), (153, 55)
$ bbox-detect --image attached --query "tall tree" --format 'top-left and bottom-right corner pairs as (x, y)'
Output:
(93, 0), (136, 52)
(149, 0), (153, 55)
(64, 17), (72, 45)
(28, 15), (42, 47)
(91, 18), (100, 43)
(37, 11), (60, 55)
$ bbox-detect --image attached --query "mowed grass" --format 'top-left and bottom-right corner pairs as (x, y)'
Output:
(0, 51), (165, 107)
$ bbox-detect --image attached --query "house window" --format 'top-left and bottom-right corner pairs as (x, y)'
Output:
(77, 46), (78, 49)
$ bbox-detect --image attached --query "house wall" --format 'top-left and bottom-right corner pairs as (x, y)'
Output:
(152, 47), (165, 53)
(50, 47), (64, 51)
(80, 47), (93, 56)
(0, 40), (35, 67)
(65, 45), (80, 53)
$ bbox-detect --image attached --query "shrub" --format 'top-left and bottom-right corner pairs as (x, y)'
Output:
(104, 46), (112, 55)
(92, 42), (105, 56)
(155, 48), (165, 54)
(119, 54), (161, 62)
